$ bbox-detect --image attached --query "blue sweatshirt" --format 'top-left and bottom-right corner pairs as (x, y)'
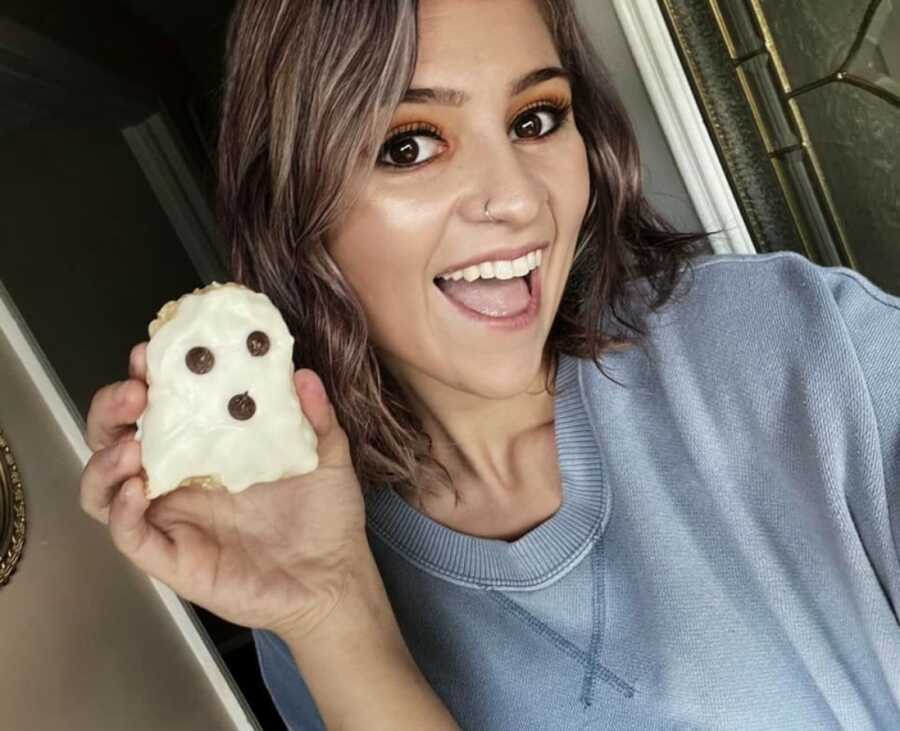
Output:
(253, 251), (900, 730)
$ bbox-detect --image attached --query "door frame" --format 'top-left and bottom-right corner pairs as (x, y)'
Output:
(611, 0), (756, 255)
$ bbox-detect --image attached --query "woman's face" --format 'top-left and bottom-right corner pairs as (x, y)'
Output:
(326, 0), (590, 401)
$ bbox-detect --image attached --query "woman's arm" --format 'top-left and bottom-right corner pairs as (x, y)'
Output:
(80, 344), (456, 729)
(278, 545), (461, 730)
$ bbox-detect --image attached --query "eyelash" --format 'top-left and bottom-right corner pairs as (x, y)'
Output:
(377, 95), (573, 171)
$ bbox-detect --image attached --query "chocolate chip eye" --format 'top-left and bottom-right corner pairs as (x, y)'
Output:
(247, 331), (270, 356)
(186, 346), (214, 374)
(228, 392), (256, 421)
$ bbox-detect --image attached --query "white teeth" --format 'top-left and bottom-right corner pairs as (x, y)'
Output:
(438, 249), (542, 282)
(495, 261), (514, 279)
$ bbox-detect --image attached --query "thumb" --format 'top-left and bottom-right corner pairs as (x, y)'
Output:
(294, 369), (351, 468)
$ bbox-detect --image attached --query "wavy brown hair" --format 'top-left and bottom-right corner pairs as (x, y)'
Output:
(217, 0), (709, 503)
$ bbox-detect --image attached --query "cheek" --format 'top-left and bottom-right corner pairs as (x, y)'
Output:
(325, 195), (441, 336)
(536, 138), (590, 316)
(546, 133), (591, 233)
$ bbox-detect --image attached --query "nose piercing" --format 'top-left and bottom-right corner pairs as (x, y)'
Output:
(484, 201), (496, 223)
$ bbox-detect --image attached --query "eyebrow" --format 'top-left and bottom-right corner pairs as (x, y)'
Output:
(400, 66), (572, 107)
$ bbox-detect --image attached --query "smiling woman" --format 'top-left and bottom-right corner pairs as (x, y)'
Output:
(76, 0), (900, 728)
(219, 0), (707, 521)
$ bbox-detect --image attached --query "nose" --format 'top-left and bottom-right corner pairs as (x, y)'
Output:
(456, 133), (549, 227)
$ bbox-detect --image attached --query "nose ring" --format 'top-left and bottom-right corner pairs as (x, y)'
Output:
(484, 201), (496, 223)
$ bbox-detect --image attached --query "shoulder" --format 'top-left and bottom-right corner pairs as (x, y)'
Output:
(625, 250), (900, 340)
(669, 249), (877, 305)
(686, 249), (898, 304)
(582, 250), (900, 394)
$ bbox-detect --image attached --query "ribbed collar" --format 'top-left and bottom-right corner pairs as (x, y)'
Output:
(364, 353), (609, 590)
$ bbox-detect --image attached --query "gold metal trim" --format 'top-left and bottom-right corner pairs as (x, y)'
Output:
(704, 0), (812, 253)
(659, 0), (804, 254)
(708, 0), (738, 58)
(743, 0), (857, 269)
(699, 0), (858, 269)
(0, 429), (26, 586)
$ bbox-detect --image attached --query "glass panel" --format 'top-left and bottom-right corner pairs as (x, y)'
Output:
(757, 0), (870, 90)
(795, 82), (900, 293)
(771, 149), (844, 267)
(737, 54), (800, 150)
(717, 0), (763, 58)
(846, 0), (900, 101)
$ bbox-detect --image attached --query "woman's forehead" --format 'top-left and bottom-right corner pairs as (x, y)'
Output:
(413, 0), (559, 88)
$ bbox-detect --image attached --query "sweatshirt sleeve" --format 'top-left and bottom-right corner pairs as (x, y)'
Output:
(819, 262), (900, 608)
(251, 628), (326, 731)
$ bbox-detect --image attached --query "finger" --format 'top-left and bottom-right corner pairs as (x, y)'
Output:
(294, 369), (351, 468)
(294, 369), (333, 435)
(145, 484), (218, 535)
(108, 475), (178, 582)
(128, 342), (148, 381)
(80, 439), (143, 524)
(85, 378), (147, 451)
(84, 342), (148, 452)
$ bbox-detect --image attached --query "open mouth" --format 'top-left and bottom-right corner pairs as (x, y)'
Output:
(432, 265), (538, 322)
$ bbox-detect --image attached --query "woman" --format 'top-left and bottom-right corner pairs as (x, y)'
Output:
(80, 0), (900, 728)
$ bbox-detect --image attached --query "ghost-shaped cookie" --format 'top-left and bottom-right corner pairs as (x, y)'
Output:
(135, 282), (318, 499)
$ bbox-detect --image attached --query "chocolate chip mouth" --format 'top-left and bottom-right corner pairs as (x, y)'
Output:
(228, 392), (256, 420)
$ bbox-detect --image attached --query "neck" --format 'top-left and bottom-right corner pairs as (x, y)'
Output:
(385, 351), (559, 505)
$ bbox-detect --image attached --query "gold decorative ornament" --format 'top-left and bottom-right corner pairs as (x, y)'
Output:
(0, 429), (26, 586)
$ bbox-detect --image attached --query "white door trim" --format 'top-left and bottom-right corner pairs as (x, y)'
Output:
(610, 0), (756, 255)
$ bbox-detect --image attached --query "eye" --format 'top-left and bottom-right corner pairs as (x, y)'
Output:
(186, 346), (214, 374)
(510, 104), (569, 141)
(378, 130), (444, 168)
(376, 98), (571, 170)
(246, 330), (270, 356)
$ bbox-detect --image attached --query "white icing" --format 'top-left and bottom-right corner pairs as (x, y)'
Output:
(135, 283), (318, 498)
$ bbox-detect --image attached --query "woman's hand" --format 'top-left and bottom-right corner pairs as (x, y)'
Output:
(79, 342), (370, 640)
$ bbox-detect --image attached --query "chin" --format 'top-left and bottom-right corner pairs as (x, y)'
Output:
(455, 354), (548, 400)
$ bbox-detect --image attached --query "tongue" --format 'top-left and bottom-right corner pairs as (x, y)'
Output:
(437, 276), (530, 317)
